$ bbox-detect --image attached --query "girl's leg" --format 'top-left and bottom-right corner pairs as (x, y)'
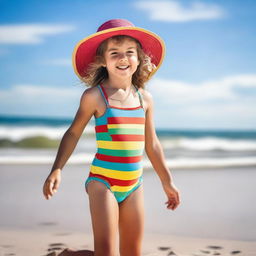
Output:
(87, 180), (119, 256)
(118, 185), (144, 256)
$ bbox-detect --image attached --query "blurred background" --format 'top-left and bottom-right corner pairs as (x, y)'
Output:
(0, 0), (256, 246)
(0, 0), (256, 167)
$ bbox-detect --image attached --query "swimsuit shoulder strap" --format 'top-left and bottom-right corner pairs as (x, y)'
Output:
(97, 84), (109, 108)
(134, 85), (144, 108)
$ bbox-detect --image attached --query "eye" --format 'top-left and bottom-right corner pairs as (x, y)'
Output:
(110, 52), (117, 55)
(127, 51), (135, 54)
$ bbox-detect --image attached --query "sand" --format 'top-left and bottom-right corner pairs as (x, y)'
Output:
(0, 163), (255, 255)
(1, 229), (255, 255)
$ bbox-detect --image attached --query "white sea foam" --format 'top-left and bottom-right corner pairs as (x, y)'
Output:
(0, 125), (94, 141)
(144, 157), (256, 169)
(161, 137), (256, 151)
(1, 125), (256, 152)
(0, 153), (95, 165)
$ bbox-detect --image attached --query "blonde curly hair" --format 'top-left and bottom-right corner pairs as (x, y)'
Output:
(82, 35), (156, 88)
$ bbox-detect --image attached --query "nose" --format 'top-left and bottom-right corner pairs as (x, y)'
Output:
(118, 53), (127, 61)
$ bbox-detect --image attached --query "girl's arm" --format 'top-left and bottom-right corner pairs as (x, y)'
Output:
(43, 87), (98, 199)
(50, 88), (97, 172)
(143, 90), (180, 210)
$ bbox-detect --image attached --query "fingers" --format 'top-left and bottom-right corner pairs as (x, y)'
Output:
(43, 180), (52, 200)
(43, 179), (58, 200)
(165, 191), (181, 210)
(49, 180), (55, 196)
(52, 179), (60, 193)
(165, 199), (177, 210)
(166, 200), (178, 210)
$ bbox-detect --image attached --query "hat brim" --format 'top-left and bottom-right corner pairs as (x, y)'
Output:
(72, 26), (165, 80)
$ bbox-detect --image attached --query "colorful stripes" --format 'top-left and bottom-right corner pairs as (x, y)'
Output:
(89, 173), (139, 187)
(85, 84), (145, 203)
(97, 140), (144, 150)
(97, 148), (143, 157)
(95, 153), (143, 163)
(90, 164), (143, 180)
(108, 116), (145, 124)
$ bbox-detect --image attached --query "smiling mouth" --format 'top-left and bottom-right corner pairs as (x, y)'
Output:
(116, 65), (129, 70)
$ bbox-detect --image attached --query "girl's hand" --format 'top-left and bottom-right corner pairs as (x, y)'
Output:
(162, 182), (180, 210)
(43, 169), (61, 200)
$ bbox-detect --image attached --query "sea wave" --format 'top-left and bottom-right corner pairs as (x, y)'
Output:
(0, 125), (94, 141)
(0, 125), (95, 148)
(161, 137), (256, 151)
(1, 125), (256, 152)
(0, 153), (255, 168)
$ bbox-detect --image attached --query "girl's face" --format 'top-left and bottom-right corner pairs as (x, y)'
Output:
(103, 38), (140, 81)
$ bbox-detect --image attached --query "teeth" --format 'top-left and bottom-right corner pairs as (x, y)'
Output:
(117, 65), (129, 69)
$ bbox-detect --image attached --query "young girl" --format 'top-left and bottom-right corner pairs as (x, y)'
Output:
(43, 19), (180, 256)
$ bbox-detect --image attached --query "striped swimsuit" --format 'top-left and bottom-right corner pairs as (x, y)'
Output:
(85, 84), (145, 203)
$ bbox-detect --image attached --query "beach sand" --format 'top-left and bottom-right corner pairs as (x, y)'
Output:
(1, 228), (255, 256)
(0, 163), (255, 255)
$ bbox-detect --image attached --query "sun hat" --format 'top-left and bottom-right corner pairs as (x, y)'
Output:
(72, 19), (165, 80)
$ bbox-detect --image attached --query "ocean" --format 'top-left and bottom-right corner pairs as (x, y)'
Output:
(0, 115), (256, 169)
(1, 115), (256, 242)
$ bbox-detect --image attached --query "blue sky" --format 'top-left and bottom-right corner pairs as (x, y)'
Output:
(0, 0), (256, 129)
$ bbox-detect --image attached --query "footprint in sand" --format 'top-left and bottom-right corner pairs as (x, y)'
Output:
(200, 249), (211, 254)
(202, 246), (241, 255)
(1, 245), (16, 256)
(48, 247), (63, 252)
(1, 245), (14, 248)
(167, 251), (177, 255)
(49, 243), (67, 247)
(193, 246), (221, 256)
(205, 245), (223, 255)
(207, 245), (223, 250)
(46, 243), (67, 255)
(158, 246), (171, 251)
(157, 247), (177, 255)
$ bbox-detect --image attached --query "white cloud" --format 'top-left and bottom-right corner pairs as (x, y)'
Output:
(148, 74), (256, 104)
(147, 74), (256, 129)
(135, 1), (225, 22)
(0, 24), (75, 44)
